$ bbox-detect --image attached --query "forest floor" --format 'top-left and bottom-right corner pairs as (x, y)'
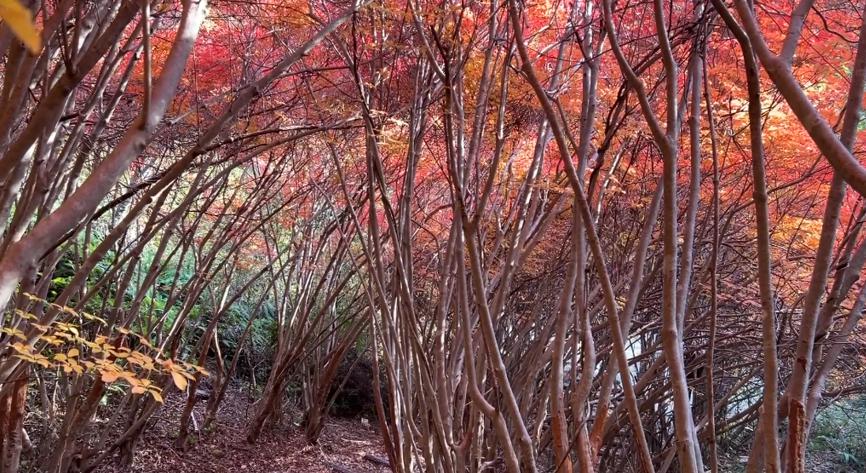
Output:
(87, 384), (390, 473)
(26, 383), (854, 473)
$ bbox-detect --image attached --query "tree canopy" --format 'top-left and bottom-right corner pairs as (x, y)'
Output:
(0, 0), (865, 472)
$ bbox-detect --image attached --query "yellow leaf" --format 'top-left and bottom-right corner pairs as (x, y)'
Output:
(149, 390), (164, 403)
(1, 327), (26, 340)
(54, 353), (67, 362)
(121, 372), (139, 384)
(14, 354), (35, 363)
(131, 385), (146, 394)
(133, 333), (153, 348)
(67, 348), (79, 358)
(101, 371), (120, 383)
(171, 371), (188, 391)
(82, 312), (107, 324)
(67, 360), (82, 372)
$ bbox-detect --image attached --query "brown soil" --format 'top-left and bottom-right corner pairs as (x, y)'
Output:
(88, 385), (389, 473)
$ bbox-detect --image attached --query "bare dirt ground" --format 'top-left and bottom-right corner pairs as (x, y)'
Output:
(88, 385), (389, 473)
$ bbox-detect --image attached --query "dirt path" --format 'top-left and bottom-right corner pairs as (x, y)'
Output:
(93, 386), (389, 473)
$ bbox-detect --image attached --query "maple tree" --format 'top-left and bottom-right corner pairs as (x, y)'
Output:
(0, 0), (865, 472)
